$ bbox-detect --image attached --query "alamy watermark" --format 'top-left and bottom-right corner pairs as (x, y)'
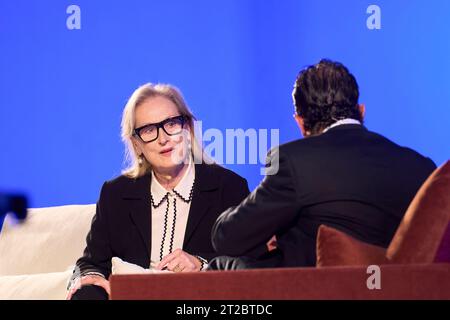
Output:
(169, 120), (280, 176)
(194, 121), (279, 175)
(66, 5), (81, 30)
(367, 4), (381, 30)
(67, 4), (382, 31)
(366, 265), (381, 290)
(68, 5), (382, 31)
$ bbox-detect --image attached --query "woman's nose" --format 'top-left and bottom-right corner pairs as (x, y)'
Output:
(157, 127), (169, 145)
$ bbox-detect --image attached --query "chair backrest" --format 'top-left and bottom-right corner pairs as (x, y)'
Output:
(387, 161), (450, 263)
(0, 204), (96, 275)
(435, 222), (450, 262)
(316, 224), (387, 266)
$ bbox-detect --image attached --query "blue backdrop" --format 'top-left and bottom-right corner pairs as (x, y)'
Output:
(1, 0), (449, 208)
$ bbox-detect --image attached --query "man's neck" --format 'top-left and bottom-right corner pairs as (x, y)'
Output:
(322, 118), (361, 133)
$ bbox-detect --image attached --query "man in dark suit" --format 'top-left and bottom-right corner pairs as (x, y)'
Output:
(210, 59), (437, 269)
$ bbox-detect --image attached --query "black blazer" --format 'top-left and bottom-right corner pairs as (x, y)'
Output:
(212, 124), (437, 267)
(75, 163), (249, 278)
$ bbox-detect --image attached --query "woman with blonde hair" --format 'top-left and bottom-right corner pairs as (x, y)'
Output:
(68, 83), (249, 299)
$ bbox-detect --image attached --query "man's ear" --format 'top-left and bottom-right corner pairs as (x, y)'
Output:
(294, 114), (308, 137)
(359, 104), (366, 121)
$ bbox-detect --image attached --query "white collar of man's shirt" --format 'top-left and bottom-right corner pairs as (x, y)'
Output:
(322, 118), (361, 133)
(150, 157), (195, 205)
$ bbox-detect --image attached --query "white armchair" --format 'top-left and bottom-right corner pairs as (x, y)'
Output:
(0, 204), (95, 299)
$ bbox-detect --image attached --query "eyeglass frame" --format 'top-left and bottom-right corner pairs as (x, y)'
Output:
(132, 115), (188, 143)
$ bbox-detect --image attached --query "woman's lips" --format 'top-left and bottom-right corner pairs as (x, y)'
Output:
(159, 148), (174, 156)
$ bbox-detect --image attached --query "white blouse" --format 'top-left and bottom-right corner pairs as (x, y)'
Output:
(150, 159), (195, 265)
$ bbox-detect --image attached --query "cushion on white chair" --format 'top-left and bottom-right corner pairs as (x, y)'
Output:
(0, 204), (96, 276)
(0, 269), (73, 300)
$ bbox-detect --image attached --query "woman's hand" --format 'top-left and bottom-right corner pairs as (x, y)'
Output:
(66, 274), (111, 300)
(156, 249), (202, 272)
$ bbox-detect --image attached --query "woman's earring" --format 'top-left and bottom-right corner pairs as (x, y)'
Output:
(138, 155), (144, 166)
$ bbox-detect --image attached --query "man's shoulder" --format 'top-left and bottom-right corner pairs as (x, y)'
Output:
(273, 125), (368, 154)
(276, 127), (435, 168)
(363, 129), (436, 168)
(276, 135), (324, 155)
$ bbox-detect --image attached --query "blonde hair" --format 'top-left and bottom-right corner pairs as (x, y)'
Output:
(121, 83), (207, 178)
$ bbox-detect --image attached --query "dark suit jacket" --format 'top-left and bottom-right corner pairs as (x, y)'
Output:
(212, 124), (437, 267)
(75, 163), (249, 278)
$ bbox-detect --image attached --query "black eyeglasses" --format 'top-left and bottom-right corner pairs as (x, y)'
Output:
(133, 115), (187, 143)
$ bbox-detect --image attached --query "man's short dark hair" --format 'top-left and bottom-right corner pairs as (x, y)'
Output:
(292, 59), (362, 135)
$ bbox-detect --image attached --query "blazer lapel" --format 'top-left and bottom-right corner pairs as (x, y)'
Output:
(124, 174), (152, 259)
(123, 165), (219, 257)
(183, 164), (219, 247)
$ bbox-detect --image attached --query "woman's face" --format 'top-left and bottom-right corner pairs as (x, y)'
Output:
(132, 96), (190, 174)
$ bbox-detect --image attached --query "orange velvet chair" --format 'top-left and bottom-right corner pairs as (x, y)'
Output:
(316, 160), (450, 267)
